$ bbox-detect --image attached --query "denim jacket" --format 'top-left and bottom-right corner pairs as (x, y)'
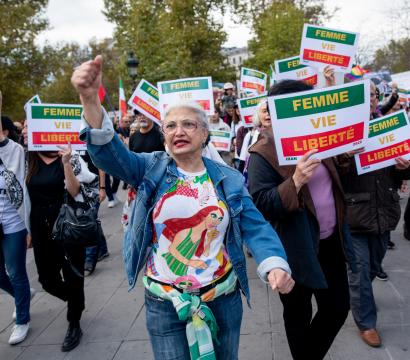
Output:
(80, 109), (291, 302)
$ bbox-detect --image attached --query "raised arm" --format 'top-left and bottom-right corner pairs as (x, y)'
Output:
(71, 55), (103, 129)
(71, 56), (154, 188)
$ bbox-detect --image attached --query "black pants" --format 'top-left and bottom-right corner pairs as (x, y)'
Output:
(279, 233), (350, 360)
(31, 205), (85, 323)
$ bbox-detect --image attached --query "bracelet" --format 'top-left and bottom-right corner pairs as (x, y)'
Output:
(99, 187), (106, 190)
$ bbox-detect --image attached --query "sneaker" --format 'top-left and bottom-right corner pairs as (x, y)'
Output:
(387, 240), (395, 249)
(376, 270), (388, 281)
(8, 323), (30, 345)
(97, 251), (110, 262)
(108, 200), (115, 208)
(61, 322), (82, 352)
(13, 288), (36, 321)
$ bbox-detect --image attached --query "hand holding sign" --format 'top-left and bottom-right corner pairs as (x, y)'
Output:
(71, 55), (103, 129)
(395, 157), (410, 170)
(58, 142), (72, 165)
(292, 149), (321, 193)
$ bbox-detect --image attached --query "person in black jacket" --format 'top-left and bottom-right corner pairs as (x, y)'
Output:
(248, 80), (356, 360)
(335, 81), (410, 348)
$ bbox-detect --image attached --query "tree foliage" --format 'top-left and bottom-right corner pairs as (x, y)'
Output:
(370, 38), (410, 73)
(0, 0), (49, 120)
(103, 0), (236, 86)
(243, 0), (331, 74)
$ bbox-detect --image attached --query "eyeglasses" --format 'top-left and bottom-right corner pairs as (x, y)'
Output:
(162, 119), (198, 134)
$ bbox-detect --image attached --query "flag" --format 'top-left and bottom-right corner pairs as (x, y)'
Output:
(269, 64), (275, 88)
(98, 85), (106, 102)
(119, 78), (127, 121)
(345, 65), (369, 81)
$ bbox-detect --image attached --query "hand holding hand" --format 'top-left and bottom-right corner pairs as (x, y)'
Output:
(268, 269), (295, 294)
(292, 149), (321, 193)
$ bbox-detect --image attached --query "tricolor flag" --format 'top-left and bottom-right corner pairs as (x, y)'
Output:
(119, 78), (127, 121)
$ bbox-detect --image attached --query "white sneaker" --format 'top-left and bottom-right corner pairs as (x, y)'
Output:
(108, 200), (115, 208)
(13, 288), (36, 321)
(8, 323), (30, 345)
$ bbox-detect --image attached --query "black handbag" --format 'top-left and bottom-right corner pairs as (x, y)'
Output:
(52, 191), (100, 248)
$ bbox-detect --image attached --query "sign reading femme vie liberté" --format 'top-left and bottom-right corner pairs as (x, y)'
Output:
(274, 56), (318, 87)
(237, 93), (267, 128)
(268, 80), (370, 165)
(240, 67), (267, 95)
(355, 110), (410, 174)
(300, 24), (359, 72)
(27, 104), (86, 151)
(128, 79), (161, 125)
(209, 130), (231, 152)
(158, 77), (214, 118)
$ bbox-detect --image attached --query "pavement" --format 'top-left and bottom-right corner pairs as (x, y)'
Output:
(1, 190), (410, 360)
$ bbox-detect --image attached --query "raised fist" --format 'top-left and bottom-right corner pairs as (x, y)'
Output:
(71, 55), (103, 102)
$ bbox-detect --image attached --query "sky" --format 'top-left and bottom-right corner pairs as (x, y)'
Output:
(37, 0), (396, 53)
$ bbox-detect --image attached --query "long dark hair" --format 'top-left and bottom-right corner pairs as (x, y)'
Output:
(1, 116), (18, 142)
(26, 152), (40, 184)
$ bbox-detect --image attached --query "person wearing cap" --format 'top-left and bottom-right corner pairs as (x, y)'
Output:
(221, 82), (237, 115)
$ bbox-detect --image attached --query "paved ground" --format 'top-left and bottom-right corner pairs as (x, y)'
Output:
(1, 190), (410, 360)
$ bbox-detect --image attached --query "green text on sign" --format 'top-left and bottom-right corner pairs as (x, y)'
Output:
(306, 25), (356, 45)
(239, 96), (265, 109)
(274, 83), (365, 119)
(278, 58), (306, 73)
(243, 69), (266, 79)
(369, 112), (408, 138)
(141, 82), (159, 100)
(161, 79), (209, 94)
(31, 106), (82, 120)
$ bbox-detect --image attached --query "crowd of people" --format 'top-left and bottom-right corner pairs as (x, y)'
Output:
(0, 53), (410, 360)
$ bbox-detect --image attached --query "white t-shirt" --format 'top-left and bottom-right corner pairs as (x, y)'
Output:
(146, 168), (232, 290)
(0, 164), (26, 234)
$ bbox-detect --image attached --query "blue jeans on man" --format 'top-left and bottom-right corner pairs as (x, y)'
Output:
(348, 232), (389, 330)
(0, 229), (30, 324)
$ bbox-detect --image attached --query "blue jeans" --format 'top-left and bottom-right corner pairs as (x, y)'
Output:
(145, 287), (243, 360)
(0, 229), (30, 324)
(348, 232), (389, 330)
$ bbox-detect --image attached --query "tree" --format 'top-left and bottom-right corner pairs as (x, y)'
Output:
(40, 39), (122, 109)
(243, 0), (332, 74)
(103, 0), (236, 88)
(369, 38), (410, 73)
(0, 0), (50, 120)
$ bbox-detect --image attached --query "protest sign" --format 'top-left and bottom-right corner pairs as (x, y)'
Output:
(24, 95), (41, 113)
(128, 79), (161, 125)
(355, 111), (410, 174)
(300, 24), (359, 72)
(240, 67), (267, 95)
(209, 130), (231, 152)
(238, 93), (267, 128)
(268, 80), (370, 165)
(398, 88), (410, 105)
(158, 77), (214, 118)
(274, 56), (318, 87)
(27, 104), (86, 151)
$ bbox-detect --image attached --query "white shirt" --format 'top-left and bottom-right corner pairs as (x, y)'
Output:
(0, 164), (26, 234)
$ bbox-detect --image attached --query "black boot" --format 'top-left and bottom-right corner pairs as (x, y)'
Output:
(62, 322), (82, 352)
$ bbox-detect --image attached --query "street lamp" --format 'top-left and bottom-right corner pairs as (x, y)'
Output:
(126, 52), (139, 91)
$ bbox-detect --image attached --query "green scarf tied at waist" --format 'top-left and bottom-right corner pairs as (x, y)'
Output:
(143, 271), (238, 360)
